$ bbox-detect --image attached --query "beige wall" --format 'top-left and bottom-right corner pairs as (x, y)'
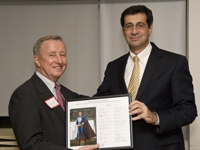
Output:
(0, 1), (99, 116)
(188, 0), (200, 150)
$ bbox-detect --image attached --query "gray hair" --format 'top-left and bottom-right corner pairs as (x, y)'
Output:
(33, 35), (65, 55)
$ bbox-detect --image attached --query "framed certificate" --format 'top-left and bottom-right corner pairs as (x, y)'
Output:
(66, 94), (133, 149)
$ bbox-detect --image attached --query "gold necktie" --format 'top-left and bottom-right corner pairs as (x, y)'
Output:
(128, 56), (140, 101)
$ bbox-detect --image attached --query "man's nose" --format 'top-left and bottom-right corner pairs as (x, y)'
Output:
(131, 25), (138, 34)
(55, 55), (62, 63)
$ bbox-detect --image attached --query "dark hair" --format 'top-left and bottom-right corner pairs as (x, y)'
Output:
(120, 5), (153, 28)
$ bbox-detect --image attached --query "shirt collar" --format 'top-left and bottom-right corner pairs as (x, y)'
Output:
(36, 71), (59, 93)
(129, 42), (152, 65)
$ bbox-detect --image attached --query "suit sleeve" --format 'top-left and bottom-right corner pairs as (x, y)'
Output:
(156, 56), (197, 134)
(94, 63), (112, 96)
(9, 88), (70, 150)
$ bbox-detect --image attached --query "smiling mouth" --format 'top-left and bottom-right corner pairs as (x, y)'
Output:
(54, 66), (63, 69)
(130, 37), (140, 41)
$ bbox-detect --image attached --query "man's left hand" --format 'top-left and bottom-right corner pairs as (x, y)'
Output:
(129, 100), (158, 124)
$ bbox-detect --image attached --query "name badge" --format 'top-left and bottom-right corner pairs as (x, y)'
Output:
(45, 97), (59, 109)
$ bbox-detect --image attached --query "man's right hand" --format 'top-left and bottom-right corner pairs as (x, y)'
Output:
(78, 144), (99, 150)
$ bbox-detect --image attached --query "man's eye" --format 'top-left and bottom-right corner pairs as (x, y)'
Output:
(61, 53), (66, 56)
(126, 24), (132, 28)
(137, 23), (146, 28)
(49, 54), (55, 56)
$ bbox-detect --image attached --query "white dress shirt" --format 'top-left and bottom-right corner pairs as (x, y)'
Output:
(124, 43), (160, 125)
(36, 71), (58, 99)
(124, 43), (152, 87)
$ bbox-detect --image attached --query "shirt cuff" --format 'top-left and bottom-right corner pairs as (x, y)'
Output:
(153, 112), (160, 125)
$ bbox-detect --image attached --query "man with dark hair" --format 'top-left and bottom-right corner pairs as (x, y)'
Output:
(95, 5), (197, 150)
(9, 35), (99, 150)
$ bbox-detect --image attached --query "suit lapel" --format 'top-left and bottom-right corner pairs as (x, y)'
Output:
(31, 73), (66, 123)
(117, 53), (129, 94)
(136, 43), (162, 100)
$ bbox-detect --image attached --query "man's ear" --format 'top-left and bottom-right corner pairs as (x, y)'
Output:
(122, 28), (125, 37)
(34, 55), (41, 67)
(149, 24), (153, 36)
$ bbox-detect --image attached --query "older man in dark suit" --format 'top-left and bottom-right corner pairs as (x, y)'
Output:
(94, 5), (197, 150)
(9, 35), (99, 150)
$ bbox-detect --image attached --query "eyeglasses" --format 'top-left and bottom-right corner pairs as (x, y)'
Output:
(124, 22), (147, 31)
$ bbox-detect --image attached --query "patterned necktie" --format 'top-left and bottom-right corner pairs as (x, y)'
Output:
(128, 55), (140, 101)
(55, 84), (65, 111)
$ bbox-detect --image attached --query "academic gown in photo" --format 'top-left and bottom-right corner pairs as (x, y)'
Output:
(76, 116), (96, 142)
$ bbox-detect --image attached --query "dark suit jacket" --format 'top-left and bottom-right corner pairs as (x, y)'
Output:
(9, 73), (85, 150)
(94, 42), (197, 150)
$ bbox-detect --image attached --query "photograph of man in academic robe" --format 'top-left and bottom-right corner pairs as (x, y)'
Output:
(70, 108), (96, 146)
